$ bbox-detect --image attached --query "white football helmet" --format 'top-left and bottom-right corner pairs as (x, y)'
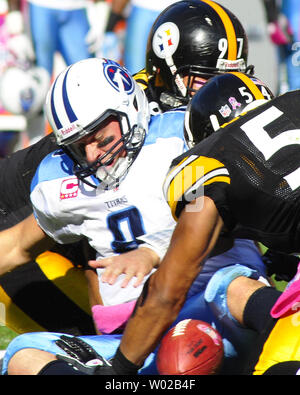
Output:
(45, 58), (150, 189)
(0, 65), (50, 117)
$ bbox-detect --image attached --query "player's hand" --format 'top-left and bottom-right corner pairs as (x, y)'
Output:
(85, 1), (109, 54)
(5, 10), (35, 63)
(88, 247), (159, 288)
(55, 335), (117, 375)
(267, 14), (293, 46)
(85, 26), (104, 55)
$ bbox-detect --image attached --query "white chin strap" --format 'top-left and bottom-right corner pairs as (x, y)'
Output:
(96, 156), (130, 189)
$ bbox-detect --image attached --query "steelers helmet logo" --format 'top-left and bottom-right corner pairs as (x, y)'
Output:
(103, 63), (134, 94)
(152, 22), (180, 60)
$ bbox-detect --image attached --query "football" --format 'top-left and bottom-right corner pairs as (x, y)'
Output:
(156, 319), (224, 375)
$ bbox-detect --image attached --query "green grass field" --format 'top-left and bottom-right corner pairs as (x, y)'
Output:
(0, 326), (17, 349)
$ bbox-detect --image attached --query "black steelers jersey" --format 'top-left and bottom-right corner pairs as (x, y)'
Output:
(164, 90), (300, 253)
(0, 133), (58, 229)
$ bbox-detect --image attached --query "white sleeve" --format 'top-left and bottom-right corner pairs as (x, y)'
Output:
(33, 206), (82, 245)
(136, 228), (174, 260)
(31, 184), (82, 245)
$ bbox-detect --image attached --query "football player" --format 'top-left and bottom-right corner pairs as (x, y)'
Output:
(100, 72), (300, 375)
(0, 0), (254, 337)
(14, 71), (293, 376)
(2, 71), (279, 376)
(0, 57), (186, 333)
(135, 0), (253, 113)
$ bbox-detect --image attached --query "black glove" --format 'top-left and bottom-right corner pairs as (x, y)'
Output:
(55, 335), (117, 375)
(262, 249), (299, 282)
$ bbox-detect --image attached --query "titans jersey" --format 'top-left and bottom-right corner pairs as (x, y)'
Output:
(0, 68), (172, 334)
(30, 109), (187, 305)
(164, 90), (300, 253)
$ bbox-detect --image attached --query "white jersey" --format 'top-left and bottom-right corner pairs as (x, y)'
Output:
(30, 108), (187, 305)
(27, 0), (88, 10)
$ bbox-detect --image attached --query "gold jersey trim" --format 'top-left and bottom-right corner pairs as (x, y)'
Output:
(133, 68), (149, 91)
(164, 156), (230, 220)
(254, 313), (300, 375)
(230, 72), (265, 100)
(201, 0), (237, 60)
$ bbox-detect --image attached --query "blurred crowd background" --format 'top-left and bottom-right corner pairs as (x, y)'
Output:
(0, 0), (281, 158)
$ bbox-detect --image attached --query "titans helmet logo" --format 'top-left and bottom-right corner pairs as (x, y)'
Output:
(103, 61), (134, 94)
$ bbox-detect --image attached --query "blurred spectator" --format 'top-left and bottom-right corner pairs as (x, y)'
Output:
(5, 0), (106, 145)
(0, 1), (28, 156)
(102, 0), (181, 74)
(262, 0), (300, 93)
(6, 0), (106, 76)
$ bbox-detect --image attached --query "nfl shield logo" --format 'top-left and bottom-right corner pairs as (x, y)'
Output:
(219, 104), (232, 118)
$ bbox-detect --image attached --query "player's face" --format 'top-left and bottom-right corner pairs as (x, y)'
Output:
(183, 75), (207, 95)
(77, 116), (126, 166)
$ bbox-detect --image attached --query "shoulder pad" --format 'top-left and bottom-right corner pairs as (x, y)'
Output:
(30, 150), (74, 193)
(163, 155), (230, 220)
(133, 68), (149, 92)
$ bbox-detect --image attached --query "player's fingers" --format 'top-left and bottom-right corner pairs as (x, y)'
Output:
(102, 267), (124, 285)
(120, 272), (135, 288)
(88, 258), (113, 269)
(133, 272), (146, 288)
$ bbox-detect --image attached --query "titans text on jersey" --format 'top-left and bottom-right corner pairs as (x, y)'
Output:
(30, 108), (188, 306)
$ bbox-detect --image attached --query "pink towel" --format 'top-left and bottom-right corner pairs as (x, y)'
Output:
(92, 300), (136, 334)
(271, 262), (300, 318)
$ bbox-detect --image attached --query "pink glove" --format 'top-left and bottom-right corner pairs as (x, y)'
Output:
(268, 14), (293, 45)
(271, 262), (300, 318)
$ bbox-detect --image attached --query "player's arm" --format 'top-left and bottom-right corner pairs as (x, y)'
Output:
(0, 213), (55, 276)
(119, 196), (223, 366)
